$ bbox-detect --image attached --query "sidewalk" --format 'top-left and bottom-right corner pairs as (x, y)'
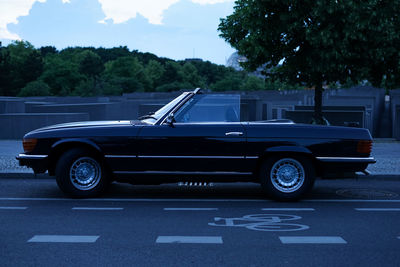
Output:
(0, 139), (399, 179)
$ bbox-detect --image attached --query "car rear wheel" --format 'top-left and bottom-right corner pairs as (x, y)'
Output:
(260, 155), (315, 201)
(55, 148), (109, 198)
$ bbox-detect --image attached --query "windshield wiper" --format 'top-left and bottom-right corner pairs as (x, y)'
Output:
(138, 112), (157, 120)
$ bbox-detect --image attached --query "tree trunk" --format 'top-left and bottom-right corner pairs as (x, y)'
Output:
(313, 81), (323, 124)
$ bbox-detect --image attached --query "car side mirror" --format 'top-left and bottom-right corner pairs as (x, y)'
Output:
(165, 113), (175, 126)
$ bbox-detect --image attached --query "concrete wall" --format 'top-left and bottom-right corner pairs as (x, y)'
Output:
(0, 86), (396, 139)
(0, 113), (89, 139)
(0, 98), (25, 114)
(391, 90), (400, 140)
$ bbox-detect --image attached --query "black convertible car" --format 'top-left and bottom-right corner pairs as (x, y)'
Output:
(17, 88), (375, 200)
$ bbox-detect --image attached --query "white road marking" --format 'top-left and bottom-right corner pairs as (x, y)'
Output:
(261, 208), (315, 211)
(72, 207), (124, 211)
(279, 236), (347, 244)
(1, 197), (400, 203)
(28, 235), (99, 243)
(303, 199), (400, 203)
(156, 236), (223, 244)
(164, 208), (218, 211)
(355, 208), (400, 211)
(0, 206), (27, 210)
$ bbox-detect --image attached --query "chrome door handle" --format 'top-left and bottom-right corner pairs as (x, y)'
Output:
(225, 132), (243, 136)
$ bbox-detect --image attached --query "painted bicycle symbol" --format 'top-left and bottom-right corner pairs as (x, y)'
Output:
(208, 214), (309, 232)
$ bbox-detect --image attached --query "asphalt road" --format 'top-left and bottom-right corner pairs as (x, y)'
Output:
(1, 178), (400, 267)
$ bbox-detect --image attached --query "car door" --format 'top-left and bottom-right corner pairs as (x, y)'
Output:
(135, 94), (249, 173)
(135, 122), (247, 172)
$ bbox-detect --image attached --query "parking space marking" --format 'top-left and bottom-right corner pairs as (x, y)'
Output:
(0, 206), (27, 210)
(164, 208), (218, 211)
(28, 235), (99, 243)
(261, 208), (315, 211)
(355, 208), (400, 211)
(72, 207), (124, 211)
(279, 236), (347, 244)
(156, 236), (223, 244)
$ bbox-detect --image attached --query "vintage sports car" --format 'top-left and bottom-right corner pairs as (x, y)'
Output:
(17, 88), (375, 200)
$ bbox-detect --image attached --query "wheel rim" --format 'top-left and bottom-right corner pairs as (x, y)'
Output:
(69, 157), (101, 191)
(270, 158), (305, 193)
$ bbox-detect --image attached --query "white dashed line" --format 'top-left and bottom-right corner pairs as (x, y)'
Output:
(304, 199), (400, 203)
(156, 236), (223, 244)
(355, 208), (400, 211)
(72, 207), (124, 211)
(27, 235), (99, 243)
(163, 208), (218, 211)
(261, 208), (315, 211)
(0, 206), (27, 210)
(1, 197), (400, 203)
(279, 236), (347, 244)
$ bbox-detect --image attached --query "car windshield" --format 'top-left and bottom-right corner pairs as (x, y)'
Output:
(174, 94), (241, 123)
(140, 93), (189, 124)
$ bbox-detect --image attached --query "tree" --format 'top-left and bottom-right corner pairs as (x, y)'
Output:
(219, 0), (400, 124)
(144, 60), (165, 90)
(103, 56), (148, 93)
(0, 41), (43, 96)
(78, 50), (104, 78)
(18, 80), (50, 96)
(40, 54), (83, 95)
(241, 75), (265, 91)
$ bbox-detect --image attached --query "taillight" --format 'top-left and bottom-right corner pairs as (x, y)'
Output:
(357, 140), (372, 154)
(23, 139), (37, 153)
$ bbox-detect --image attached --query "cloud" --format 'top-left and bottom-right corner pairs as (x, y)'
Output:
(97, 0), (234, 25)
(192, 0), (233, 4)
(97, 0), (180, 24)
(0, 0), (46, 39)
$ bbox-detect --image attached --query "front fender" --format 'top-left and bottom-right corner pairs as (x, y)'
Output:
(51, 138), (102, 153)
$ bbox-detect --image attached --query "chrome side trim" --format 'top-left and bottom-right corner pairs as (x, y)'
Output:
(316, 157), (376, 163)
(113, 171), (252, 175)
(138, 155), (245, 159)
(105, 155), (259, 159)
(17, 154), (48, 159)
(105, 155), (137, 158)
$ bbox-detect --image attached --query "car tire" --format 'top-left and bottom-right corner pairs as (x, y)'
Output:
(260, 155), (315, 201)
(55, 148), (109, 198)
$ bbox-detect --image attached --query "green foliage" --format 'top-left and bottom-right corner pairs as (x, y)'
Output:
(78, 50), (104, 78)
(145, 60), (165, 89)
(219, 0), (400, 122)
(241, 76), (265, 91)
(18, 80), (50, 96)
(0, 40), (303, 96)
(40, 54), (83, 96)
(0, 40), (43, 96)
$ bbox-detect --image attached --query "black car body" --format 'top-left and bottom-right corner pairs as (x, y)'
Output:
(17, 88), (375, 200)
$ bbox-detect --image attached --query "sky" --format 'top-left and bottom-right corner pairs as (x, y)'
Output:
(0, 0), (236, 65)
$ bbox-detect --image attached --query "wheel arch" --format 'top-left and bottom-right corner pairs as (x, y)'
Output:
(253, 146), (319, 177)
(48, 139), (103, 176)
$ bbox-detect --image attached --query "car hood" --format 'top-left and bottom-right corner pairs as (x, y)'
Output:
(31, 120), (133, 132)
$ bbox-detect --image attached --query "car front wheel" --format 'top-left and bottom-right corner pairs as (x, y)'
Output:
(55, 148), (109, 198)
(260, 156), (315, 201)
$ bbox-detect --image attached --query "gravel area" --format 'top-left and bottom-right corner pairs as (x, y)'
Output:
(0, 139), (399, 175)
